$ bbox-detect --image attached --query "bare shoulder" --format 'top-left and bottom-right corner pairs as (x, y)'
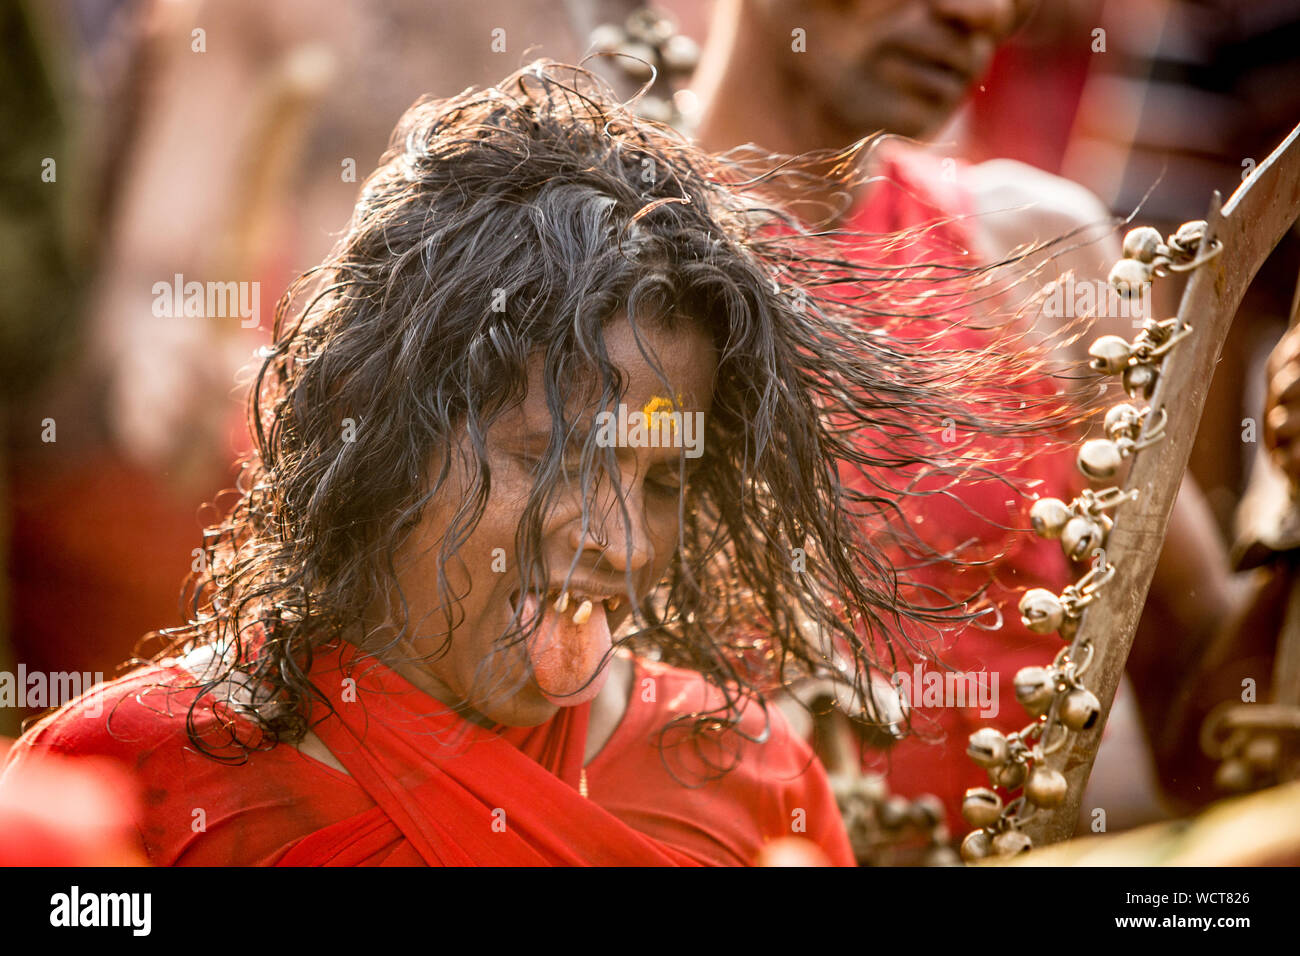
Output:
(962, 158), (1117, 247)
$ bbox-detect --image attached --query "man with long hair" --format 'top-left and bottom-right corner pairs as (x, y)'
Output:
(2, 61), (1067, 865)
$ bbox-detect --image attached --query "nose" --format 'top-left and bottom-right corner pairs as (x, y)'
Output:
(930, 0), (1019, 35)
(567, 471), (655, 575)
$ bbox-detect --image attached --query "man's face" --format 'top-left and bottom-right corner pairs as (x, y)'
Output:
(376, 315), (717, 727)
(765, 0), (1029, 140)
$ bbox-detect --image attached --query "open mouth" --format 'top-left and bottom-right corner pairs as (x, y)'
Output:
(509, 587), (623, 623)
(508, 587), (621, 707)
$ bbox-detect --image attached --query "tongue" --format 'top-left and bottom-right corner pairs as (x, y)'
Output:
(523, 593), (613, 707)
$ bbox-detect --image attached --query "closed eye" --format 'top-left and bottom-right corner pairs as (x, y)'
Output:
(646, 463), (687, 495)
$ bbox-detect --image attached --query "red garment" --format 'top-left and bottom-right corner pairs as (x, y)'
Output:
(2, 645), (853, 866)
(844, 147), (1083, 829)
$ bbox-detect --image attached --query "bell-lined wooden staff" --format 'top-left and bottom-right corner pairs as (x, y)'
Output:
(958, 120), (1300, 857)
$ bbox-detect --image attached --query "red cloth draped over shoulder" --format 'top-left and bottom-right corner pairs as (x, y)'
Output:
(1, 643), (852, 866)
(834, 146), (1084, 828)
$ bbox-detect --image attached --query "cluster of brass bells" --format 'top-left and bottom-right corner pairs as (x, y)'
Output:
(1088, 317), (1192, 402)
(1106, 220), (1210, 298)
(1030, 499), (1110, 564)
(958, 770), (1066, 860)
(963, 769), (1069, 822)
(589, 8), (700, 125)
(959, 716), (1097, 861)
(1029, 487), (1132, 567)
(1094, 223), (1205, 402)
(960, 700), (1092, 861)
(1013, 663), (1101, 731)
(1075, 403), (1168, 482)
(961, 222), (1201, 860)
(960, 819), (1033, 861)
(829, 771), (961, 866)
(1214, 732), (1285, 793)
(961, 727), (1035, 861)
(1201, 703), (1300, 795)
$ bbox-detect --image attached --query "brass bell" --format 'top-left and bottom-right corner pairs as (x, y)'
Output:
(1214, 757), (1253, 792)
(1029, 497), (1071, 539)
(858, 772), (888, 804)
(1025, 767), (1069, 808)
(1243, 734), (1282, 772)
(909, 793), (946, 829)
(967, 727), (1010, 768)
(1060, 687), (1101, 731)
(1122, 226), (1164, 264)
(828, 772), (860, 807)
(589, 24), (625, 53)
(1077, 439), (1124, 482)
(879, 795), (911, 829)
(991, 828), (1034, 857)
(1122, 362), (1158, 400)
(989, 760), (1027, 790)
(1019, 588), (1065, 634)
(960, 829), (992, 862)
(625, 8), (676, 45)
(1108, 258), (1152, 298)
(961, 787), (1004, 828)
(1088, 335), (1133, 375)
(1057, 616), (1079, 645)
(1104, 402), (1142, 439)
(661, 34), (700, 73)
(1061, 515), (1106, 563)
(1169, 220), (1206, 255)
(1013, 666), (1056, 716)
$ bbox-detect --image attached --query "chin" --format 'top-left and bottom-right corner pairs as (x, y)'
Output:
(885, 101), (950, 141)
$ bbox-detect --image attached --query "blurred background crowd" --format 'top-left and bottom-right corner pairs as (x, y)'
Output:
(3, 0), (1300, 862)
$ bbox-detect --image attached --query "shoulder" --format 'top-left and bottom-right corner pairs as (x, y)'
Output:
(628, 657), (854, 864)
(958, 157), (1121, 276)
(633, 657), (790, 738)
(961, 158), (1115, 238)
(6, 663), (205, 765)
(632, 657), (830, 795)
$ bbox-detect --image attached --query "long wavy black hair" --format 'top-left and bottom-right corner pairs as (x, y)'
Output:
(146, 61), (1085, 762)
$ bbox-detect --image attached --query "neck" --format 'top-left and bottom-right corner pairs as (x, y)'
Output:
(692, 0), (863, 221)
(584, 652), (633, 764)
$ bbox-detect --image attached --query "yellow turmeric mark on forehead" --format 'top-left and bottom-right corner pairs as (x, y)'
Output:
(642, 393), (683, 434)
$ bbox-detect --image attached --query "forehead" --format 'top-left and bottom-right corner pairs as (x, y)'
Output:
(515, 315), (717, 431)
